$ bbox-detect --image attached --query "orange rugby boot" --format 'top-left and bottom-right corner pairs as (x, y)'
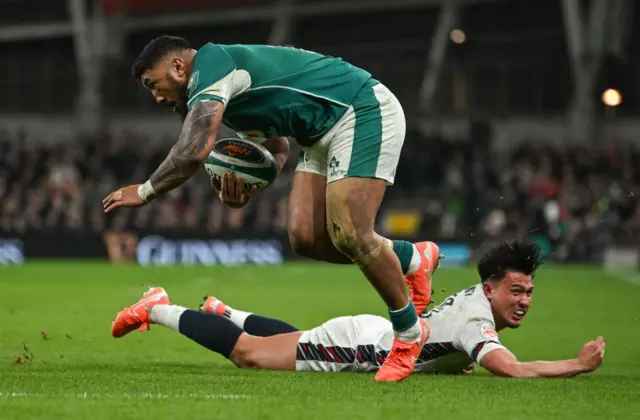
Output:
(200, 296), (228, 316)
(111, 287), (170, 338)
(375, 318), (430, 382)
(405, 241), (442, 315)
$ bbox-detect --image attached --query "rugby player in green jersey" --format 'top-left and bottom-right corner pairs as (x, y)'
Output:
(103, 36), (438, 381)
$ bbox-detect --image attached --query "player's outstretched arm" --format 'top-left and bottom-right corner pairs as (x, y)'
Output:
(103, 100), (224, 212)
(480, 337), (606, 378)
(149, 100), (224, 195)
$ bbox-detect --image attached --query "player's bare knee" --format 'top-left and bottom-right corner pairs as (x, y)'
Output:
(230, 349), (262, 369)
(229, 336), (260, 369)
(287, 224), (319, 258)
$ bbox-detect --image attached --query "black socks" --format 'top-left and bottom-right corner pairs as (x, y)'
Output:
(243, 314), (299, 337)
(178, 310), (243, 358)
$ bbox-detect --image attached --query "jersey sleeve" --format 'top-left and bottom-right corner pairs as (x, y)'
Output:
(187, 43), (251, 109)
(453, 316), (506, 364)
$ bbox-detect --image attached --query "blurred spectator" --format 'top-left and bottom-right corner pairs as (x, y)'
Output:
(2, 129), (640, 262)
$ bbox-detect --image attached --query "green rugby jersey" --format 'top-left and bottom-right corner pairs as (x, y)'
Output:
(186, 43), (373, 146)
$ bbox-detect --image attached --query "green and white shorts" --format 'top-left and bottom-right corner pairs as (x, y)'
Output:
(295, 79), (406, 185)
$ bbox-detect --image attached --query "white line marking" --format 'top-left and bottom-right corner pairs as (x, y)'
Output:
(603, 269), (640, 286)
(0, 392), (248, 400)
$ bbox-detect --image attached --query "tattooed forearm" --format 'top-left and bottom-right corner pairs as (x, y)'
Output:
(149, 101), (222, 195)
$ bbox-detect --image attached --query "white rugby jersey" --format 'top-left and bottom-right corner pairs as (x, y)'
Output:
(414, 283), (506, 373)
(295, 284), (507, 374)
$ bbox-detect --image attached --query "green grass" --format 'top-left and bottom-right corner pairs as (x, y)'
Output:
(0, 262), (639, 419)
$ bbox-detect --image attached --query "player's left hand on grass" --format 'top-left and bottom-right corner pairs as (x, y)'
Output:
(211, 172), (258, 209)
(103, 184), (147, 213)
(576, 336), (606, 372)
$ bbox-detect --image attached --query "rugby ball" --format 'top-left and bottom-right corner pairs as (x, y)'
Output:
(204, 138), (278, 193)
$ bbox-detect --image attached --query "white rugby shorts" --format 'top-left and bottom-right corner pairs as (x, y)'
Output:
(295, 314), (393, 373)
(295, 80), (406, 185)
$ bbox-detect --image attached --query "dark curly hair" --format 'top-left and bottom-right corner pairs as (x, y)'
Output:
(132, 35), (191, 81)
(477, 241), (541, 282)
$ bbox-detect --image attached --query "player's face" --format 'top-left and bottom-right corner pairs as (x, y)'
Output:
(484, 272), (533, 330)
(141, 57), (189, 114)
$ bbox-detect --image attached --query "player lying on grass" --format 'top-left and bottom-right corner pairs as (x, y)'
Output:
(101, 35), (440, 381)
(112, 241), (605, 377)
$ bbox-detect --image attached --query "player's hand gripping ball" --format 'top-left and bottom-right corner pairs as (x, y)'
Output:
(205, 138), (278, 208)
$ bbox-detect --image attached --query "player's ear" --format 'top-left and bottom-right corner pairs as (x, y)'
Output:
(482, 281), (494, 300)
(171, 58), (186, 76)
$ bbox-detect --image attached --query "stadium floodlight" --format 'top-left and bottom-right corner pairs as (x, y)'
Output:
(602, 88), (622, 107)
(450, 29), (466, 44)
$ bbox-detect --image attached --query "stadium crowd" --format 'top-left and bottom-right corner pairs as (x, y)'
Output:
(1, 128), (638, 260)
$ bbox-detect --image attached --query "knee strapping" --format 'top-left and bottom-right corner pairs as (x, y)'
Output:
(327, 208), (389, 267)
(351, 242), (387, 267)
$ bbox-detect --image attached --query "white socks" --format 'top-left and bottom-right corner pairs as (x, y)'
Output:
(226, 308), (252, 329)
(149, 304), (254, 332)
(406, 245), (421, 275)
(394, 319), (422, 343)
(149, 305), (188, 332)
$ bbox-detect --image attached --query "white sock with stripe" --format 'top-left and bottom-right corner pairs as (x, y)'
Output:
(149, 305), (188, 332)
(225, 308), (252, 329)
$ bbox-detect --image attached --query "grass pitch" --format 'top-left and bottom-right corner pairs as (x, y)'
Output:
(0, 262), (639, 419)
